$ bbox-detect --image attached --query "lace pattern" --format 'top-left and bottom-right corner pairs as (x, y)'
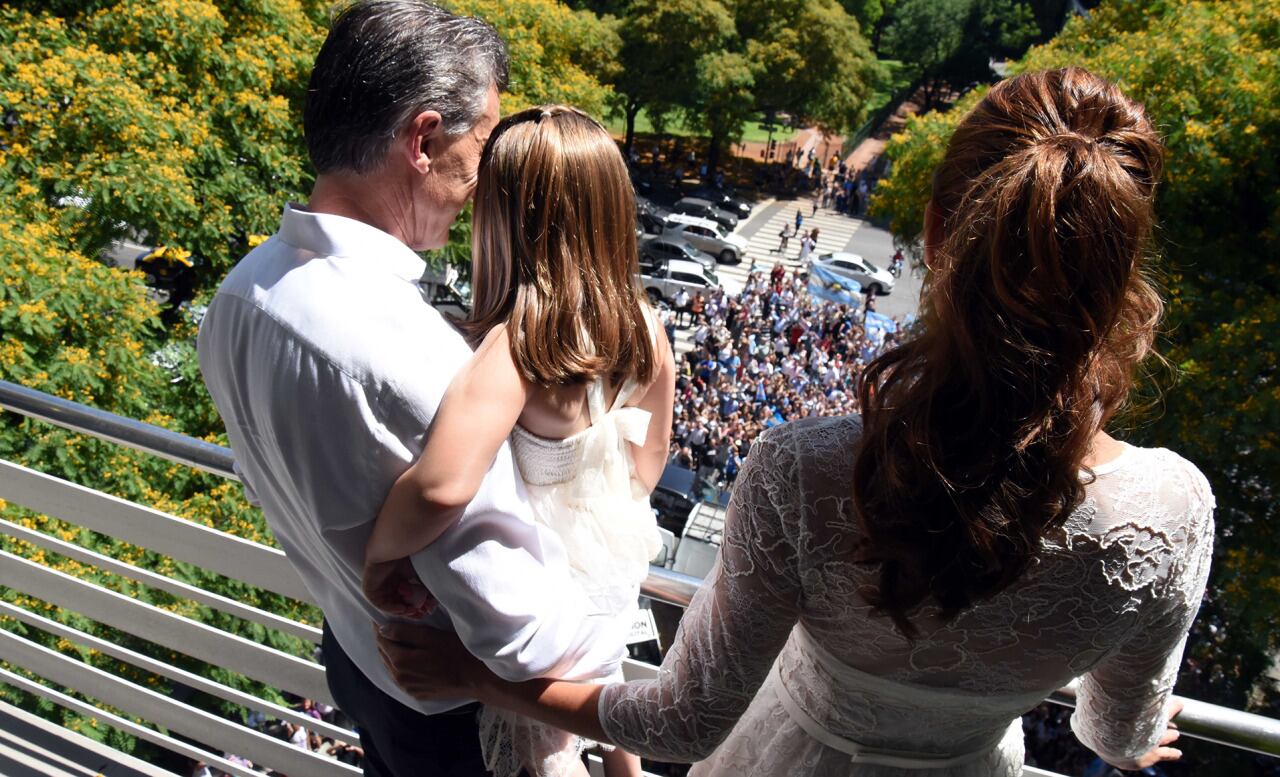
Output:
(599, 415), (1215, 775)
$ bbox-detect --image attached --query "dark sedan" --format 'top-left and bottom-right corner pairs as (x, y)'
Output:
(672, 197), (739, 231)
(688, 187), (753, 219)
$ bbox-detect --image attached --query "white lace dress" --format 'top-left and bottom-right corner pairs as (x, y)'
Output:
(599, 415), (1215, 775)
(479, 378), (663, 777)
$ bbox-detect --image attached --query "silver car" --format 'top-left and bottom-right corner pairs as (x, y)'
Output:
(661, 213), (750, 264)
(639, 236), (716, 271)
(639, 258), (721, 304)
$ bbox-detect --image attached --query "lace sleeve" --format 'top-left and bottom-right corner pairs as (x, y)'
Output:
(1070, 457), (1216, 768)
(598, 426), (805, 762)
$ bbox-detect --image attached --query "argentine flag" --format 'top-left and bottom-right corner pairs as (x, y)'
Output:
(864, 311), (899, 338)
(807, 264), (862, 306)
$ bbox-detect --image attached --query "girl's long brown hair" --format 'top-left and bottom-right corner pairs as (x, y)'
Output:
(853, 68), (1166, 635)
(464, 105), (656, 387)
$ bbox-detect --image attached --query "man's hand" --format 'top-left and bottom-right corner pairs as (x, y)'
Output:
(362, 557), (437, 618)
(1129, 699), (1184, 769)
(374, 622), (491, 700)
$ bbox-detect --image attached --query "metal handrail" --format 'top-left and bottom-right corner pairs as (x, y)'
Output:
(0, 378), (237, 479)
(2, 378), (1278, 760)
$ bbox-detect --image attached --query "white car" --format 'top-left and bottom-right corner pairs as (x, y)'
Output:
(813, 252), (896, 295)
(660, 213), (749, 264)
(639, 258), (720, 303)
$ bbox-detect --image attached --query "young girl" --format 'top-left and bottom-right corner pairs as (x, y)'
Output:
(363, 105), (675, 777)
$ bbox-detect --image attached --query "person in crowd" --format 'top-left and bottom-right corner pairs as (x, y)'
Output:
(376, 67), (1214, 777)
(284, 721), (308, 751)
(690, 292), (706, 325)
(198, 4), (629, 776)
(891, 247), (905, 278)
(363, 106), (674, 777)
(659, 305), (677, 345)
(797, 228), (818, 266)
(775, 223), (793, 254)
(672, 287), (691, 327)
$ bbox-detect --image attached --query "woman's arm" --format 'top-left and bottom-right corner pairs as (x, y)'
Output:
(1070, 459), (1215, 769)
(374, 623), (612, 742)
(365, 325), (528, 565)
(377, 425), (806, 762)
(629, 323), (676, 493)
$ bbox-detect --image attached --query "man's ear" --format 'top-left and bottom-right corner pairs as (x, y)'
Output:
(401, 110), (444, 175)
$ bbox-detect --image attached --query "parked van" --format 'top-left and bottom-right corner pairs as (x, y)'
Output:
(639, 258), (720, 304)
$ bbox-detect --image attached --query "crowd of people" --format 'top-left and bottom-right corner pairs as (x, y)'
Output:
(189, 694), (364, 776)
(659, 261), (906, 493)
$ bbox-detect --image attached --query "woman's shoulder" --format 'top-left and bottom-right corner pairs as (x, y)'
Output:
(756, 414), (863, 452)
(750, 415), (863, 491)
(1079, 444), (1216, 576)
(1093, 443), (1215, 524)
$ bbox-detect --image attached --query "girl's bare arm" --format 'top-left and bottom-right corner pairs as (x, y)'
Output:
(366, 325), (528, 564)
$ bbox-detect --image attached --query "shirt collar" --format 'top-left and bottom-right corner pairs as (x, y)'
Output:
(278, 203), (427, 283)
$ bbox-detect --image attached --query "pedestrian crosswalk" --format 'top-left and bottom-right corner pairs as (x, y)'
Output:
(716, 199), (863, 296)
(669, 198), (866, 357)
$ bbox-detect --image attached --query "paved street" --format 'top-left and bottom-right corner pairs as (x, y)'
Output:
(671, 194), (923, 356)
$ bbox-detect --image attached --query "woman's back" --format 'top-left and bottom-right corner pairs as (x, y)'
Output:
(707, 415), (1212, 774)
(600, 414), (1214, 776)
(790, 415), (1211, 690)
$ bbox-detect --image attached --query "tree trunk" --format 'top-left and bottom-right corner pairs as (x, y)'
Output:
(624, 99), (640, 159)
(706, 128), (723, 182)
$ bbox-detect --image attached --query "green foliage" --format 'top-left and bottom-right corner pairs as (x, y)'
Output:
(840, 0), (888, 30)
(448, 0), (620, 117)
(0, 1), (324, 292)
(608, 0), (737, 151)
(742, 0), (881, 134)
(879, 0), (1070, 108)
(608, 0), (880, 172)
(880, 0), (971, 78)
(872, 0), (1280, 709)
(0, 0), (623, 757)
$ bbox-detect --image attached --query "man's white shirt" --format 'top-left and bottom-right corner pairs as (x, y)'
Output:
(198, 205), (626, 714)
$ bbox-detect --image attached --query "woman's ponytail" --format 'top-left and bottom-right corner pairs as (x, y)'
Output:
(853, 68), (1165, 635)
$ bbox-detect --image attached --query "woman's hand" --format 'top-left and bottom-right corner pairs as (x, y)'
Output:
(362, 557), (437, 618)
(1128, 700), (1184, 769)
(374, 621), (492, 700)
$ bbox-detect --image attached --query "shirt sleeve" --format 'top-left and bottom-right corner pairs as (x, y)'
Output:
(231, 459), (261, 507)
(1070, 458), (1216, 768)
(597, 426), (804, 761)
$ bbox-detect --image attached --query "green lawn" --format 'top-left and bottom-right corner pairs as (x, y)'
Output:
(603, 108), (796, 144)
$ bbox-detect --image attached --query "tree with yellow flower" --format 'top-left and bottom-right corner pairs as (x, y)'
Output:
(0, 0), (626, 757)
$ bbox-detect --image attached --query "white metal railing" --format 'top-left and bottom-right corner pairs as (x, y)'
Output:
(1, 378), (1278, 775)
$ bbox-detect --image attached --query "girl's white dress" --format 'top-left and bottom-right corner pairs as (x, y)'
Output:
(479, 376), (663, 777)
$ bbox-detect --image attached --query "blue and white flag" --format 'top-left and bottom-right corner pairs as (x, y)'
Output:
(864, 311), (899, 337)
(807, 264), (862, 306)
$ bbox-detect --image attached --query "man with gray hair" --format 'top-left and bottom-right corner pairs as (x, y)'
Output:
(197, 3), (627, 774)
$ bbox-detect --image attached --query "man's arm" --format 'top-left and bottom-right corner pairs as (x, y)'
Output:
(406, 451), (627, 684)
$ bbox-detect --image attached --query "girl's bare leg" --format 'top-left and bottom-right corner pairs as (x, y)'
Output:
(600, 747), (642, 777)
(523, 754), (590, 777)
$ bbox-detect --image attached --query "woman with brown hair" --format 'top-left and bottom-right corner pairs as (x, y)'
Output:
(377, 70), (1214, 776)
(363, 105), (676, 777)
